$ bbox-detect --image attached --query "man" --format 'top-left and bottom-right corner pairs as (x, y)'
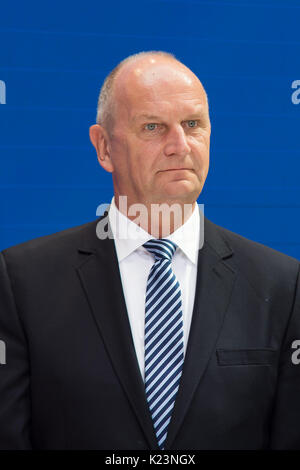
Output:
(0, 51), (299, 450)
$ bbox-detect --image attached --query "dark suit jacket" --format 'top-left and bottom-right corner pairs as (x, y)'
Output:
(0, 215), (299, 450)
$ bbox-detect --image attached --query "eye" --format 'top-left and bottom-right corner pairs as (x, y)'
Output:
(145, 123), (158, 131)
(186, 120), (198, 128)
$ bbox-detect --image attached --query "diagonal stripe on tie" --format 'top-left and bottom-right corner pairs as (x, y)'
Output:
(143, 238), (184, 450)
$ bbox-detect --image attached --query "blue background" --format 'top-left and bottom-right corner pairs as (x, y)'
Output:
(0, 0), (299, 258)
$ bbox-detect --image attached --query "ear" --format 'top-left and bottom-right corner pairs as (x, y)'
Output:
(89, 124), (114, 173)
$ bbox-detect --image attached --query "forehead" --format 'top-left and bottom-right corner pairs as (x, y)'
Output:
(114, 59), (207, 119)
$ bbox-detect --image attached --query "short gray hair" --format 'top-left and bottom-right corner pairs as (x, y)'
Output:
(95, 51), (209, 131)
(96, 51), (176, 129)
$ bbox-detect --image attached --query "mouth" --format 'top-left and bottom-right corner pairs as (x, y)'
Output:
(159, 168), (193, 172)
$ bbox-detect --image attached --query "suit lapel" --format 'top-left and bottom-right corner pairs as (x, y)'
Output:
(76, 219), (159, 450)
(75, 214), (237, 450)
(164, 217), (237, 449)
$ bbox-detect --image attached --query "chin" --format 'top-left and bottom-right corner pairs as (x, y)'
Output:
(162, 182), (200, 200)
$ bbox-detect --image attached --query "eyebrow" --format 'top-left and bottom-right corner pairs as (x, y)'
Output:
(133, 111), (208, 122)
(133, 114), (161, 122)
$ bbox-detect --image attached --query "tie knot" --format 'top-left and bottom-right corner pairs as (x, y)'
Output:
(143, 239), (177, 261)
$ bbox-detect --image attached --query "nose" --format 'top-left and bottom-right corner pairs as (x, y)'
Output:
(164, 125), (191, 157)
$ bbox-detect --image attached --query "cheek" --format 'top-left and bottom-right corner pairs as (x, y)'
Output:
(110, 138), (135, 175)
(191, 139), (210, 168)
(135, 141), (161, 170)
(110, 139), (126, 165)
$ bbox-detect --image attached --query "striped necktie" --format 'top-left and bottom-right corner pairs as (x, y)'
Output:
(143, 239), (184, 450)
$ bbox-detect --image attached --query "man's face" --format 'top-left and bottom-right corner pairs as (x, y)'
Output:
(96, 58), (211, 208)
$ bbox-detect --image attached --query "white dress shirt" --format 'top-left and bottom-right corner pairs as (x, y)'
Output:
(108, 197), (200, 380)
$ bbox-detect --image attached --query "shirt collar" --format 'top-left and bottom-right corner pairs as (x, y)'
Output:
(108, 196), (200, 264)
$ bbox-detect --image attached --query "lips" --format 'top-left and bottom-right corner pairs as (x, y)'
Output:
(160, 168), (192, 172)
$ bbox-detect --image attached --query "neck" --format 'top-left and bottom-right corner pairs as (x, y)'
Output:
(114, 195), (195, 238)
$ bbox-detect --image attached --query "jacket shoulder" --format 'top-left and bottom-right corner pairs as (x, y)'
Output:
(204, 217), (300, 278)
(1, 219), (99, 264)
